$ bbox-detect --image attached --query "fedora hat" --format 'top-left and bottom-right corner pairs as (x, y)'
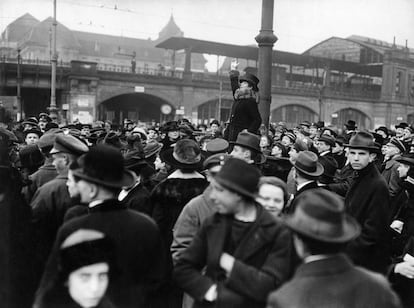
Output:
(161, 138), (203, 170)
(294, 151), (324, 177)
(214, 158), (260, 199)
(72, 144), (134, 189)
(239, 72), (259, 92)
(230, 131), (266, 164)
(285, 189), (360, 243)
(344, 131), (377, 151)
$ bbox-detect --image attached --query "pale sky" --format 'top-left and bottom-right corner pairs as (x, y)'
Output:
(1, 0), (413, 53)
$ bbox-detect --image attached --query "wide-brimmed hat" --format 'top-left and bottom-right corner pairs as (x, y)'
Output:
(72, 144), (134, 189)
(239, 72), (259, 92)
(285, 189), (360, 243)
(214, 158), (260, 199)
(161, 138), (203, 170)
(143, 141), (163, 158)
(396, 153), (414, 166)
(344, 120), (357, 130)
(344, 131), (377, 151)
(294, 151), (324, 177)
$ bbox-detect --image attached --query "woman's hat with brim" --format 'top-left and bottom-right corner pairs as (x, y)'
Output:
(161, 138), (203, 170)
(344, 131), (377, 151)
(72, 144), (134, 189)
(294, 151), (324, 177)
(214, 158), (260, 199)
(239, 72), (259, 92)
(144, 141), (163, 158)
(285, 189), (360, 243)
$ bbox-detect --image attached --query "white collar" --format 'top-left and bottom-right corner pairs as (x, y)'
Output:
(297, 180), (314, 192)
(319, 151), (330, 156)
(304, 254), (332, 264)
(88, 199), (105, 209)
(167, 169), (204, 179)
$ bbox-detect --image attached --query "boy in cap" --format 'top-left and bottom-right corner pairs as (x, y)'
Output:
(174, 158), (294, 307)
(267, 189), (400, 308)
(36, 145), (168, 308)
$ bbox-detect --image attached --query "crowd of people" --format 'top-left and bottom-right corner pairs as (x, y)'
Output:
(2, 69), (414, 308)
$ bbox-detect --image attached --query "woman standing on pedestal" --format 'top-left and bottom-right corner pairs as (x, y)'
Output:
(224, 60), (262, 142)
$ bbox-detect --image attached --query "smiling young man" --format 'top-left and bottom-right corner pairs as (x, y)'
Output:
(174, 158), (293, 308)
(344, 131), (391, 274)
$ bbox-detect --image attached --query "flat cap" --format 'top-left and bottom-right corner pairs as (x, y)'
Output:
(50, 134), (89, 156)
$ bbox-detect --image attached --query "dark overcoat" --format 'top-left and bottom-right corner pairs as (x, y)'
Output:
(224, 71), (261, 142)
(120, 182), (152, 215)
(267, 254), (401, 308)
(174, 205), (294, 308)
(345, 163), (391, 273)
(35, 199), (169, 308)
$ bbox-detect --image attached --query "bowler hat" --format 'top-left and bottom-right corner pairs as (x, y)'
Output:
(387, 137), (406, 154)
(318, 134), (336, 147)
(294, 151), (324, 177)
(205, 138), (229, 154)
(396, 153), (414, 166)
(50, 134), (89, 156)
(239, 72), (259, 92)
(214, 158), (260, 199)
(344, 120), (357, 130)
(72, 144), (134, 189)
(161, 138), (203, 170)
(344, 131), (377, 151)
(285, 189), (360, 243)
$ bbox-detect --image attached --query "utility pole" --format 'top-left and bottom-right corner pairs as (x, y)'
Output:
(49, 0), (58, 121)
(255, 0), (277, 131)
(17, 48), (22, 120)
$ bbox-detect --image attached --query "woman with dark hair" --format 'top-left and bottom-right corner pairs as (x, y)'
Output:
(37, 229), (116, 308)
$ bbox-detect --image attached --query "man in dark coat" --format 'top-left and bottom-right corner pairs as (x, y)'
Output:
(224, 65), (261, 142)
(174, 158), (294, 308)
(344, 131), (391, 274)
(285, 151), (323, 214)
(35, 145), (169, 308)
(267, 189), (401, 308)
(30, 134), (89, 287)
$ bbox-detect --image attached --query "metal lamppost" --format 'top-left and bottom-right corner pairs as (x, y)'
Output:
(255, 0), (277, 131)
(17, 48), (22, 120)
(49, 0), (58, 121)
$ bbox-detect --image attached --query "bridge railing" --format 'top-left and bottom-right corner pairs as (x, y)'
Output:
(0, 56), (71, 67)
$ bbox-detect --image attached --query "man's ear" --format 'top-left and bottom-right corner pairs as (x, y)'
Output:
(369, 153), (377, 163)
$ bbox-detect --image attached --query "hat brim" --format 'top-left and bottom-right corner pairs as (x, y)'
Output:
(239, 77), (259, 92)
(72, 169), (135, 189)
(160, 148), (204, 170)
(294, 162), (324, 177)
(285, 214), (360, 243)
(144, 143), (163, 158)
(344, 144), (378, 151)
(214, 176), (257, 200)
(396, 157), (414, 166)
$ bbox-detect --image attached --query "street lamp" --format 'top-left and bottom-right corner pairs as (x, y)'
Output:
(49, 0), (58, 121)
(17, 48), (22, 120)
